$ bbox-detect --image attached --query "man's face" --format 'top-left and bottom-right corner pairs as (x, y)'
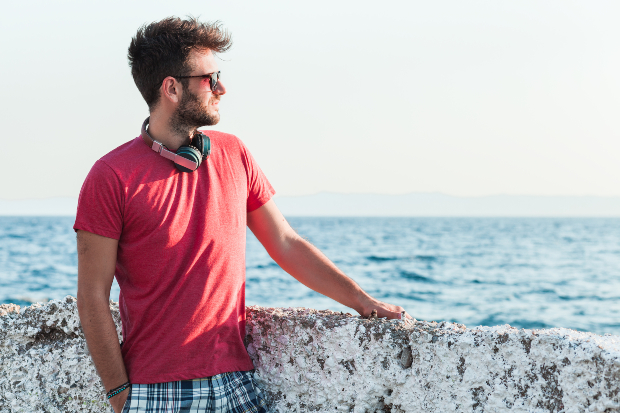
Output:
(170, 49), (226, 135)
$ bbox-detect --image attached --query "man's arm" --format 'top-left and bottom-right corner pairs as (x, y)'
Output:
(76, 230), (129, 413)
(247, 200), (410, 319)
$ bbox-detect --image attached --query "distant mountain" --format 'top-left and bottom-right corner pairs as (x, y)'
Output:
(0, 197), (78, 216)
(2, 193), (620, 217)
(274, 193), (620, 217)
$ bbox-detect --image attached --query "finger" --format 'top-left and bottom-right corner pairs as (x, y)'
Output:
(381, 309), (404, 320)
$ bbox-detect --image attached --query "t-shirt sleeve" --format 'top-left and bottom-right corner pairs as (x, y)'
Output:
(73, 160), (124, 240)
(240, 141), (276, 212)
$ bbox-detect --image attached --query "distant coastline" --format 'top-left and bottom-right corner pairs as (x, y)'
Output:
(274, 193), (620, 217)
(2, 193), (620, 217)
(0, 197), (78, 216)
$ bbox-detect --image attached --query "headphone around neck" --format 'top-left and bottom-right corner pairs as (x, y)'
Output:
(140, 117), (211, 173)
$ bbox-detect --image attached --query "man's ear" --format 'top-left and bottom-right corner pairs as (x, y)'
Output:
(161, 76), (182, 104)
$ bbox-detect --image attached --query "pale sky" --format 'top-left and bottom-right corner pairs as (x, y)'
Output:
(1, 1), (619, 199)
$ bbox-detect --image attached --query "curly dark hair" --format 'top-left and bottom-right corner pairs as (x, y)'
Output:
(128, 17), (232, 110)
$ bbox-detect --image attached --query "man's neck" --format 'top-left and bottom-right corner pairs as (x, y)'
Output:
(146, 115), (195, 152)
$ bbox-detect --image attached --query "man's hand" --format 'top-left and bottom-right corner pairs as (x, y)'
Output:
(247, 200), (412, 320)
(109, 388), (129, 413)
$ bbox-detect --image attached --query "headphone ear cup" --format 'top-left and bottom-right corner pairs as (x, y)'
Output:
(192, 134), (204, 154)
(175, 145), (202, 173)
(193, 132), (211, 160)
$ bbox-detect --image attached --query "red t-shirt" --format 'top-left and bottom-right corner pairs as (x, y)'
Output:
(74, 132), (275, 384)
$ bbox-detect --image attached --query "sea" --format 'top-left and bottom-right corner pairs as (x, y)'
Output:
(1, 216), (620, 336)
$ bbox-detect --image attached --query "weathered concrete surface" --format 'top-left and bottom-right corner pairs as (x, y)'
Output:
(1, 298), (620, 412)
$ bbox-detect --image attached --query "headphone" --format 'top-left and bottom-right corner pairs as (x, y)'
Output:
(140, 117), (211, 173)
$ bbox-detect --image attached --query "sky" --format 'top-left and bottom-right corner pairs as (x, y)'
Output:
(1, 1), (619, 200)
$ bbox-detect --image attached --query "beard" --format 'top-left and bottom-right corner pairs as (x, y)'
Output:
(170, 89), (220, 136)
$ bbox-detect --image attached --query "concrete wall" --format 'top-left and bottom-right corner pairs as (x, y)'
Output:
(1, 297), (620, 412)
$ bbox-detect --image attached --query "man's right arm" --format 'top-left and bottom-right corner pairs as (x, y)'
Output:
(76, 230), (129, 413)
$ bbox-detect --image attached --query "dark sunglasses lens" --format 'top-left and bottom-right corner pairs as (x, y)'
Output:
(210, 72), (219, 91)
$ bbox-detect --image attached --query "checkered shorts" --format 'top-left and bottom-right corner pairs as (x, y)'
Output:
(120, 370), (267, 413)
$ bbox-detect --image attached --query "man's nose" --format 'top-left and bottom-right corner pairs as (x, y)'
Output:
(214, 80), (226, 95)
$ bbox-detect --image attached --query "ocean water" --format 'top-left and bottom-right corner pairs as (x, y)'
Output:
(1, 216), (619, 335)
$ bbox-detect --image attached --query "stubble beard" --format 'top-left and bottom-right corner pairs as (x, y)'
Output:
(170, 90), (220, 137)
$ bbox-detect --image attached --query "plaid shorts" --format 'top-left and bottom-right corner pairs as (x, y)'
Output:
(120, 370), (267, 413)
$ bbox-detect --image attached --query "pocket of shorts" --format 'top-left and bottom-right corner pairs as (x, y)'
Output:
(120, 386), (132, 413)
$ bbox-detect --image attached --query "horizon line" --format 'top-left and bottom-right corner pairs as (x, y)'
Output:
(5, 192), (620, 201)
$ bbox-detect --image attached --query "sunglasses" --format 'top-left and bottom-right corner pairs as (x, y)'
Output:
(173, 71), (221, 91)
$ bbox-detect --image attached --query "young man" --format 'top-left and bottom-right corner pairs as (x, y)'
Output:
(75, 17), (409, 413)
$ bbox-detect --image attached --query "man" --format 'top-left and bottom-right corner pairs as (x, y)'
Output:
(75, 17), (409, 413)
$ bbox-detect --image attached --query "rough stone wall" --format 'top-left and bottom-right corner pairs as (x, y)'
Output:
(247, 307), (620, 412)
(0, 297), (121, 413)
(1, 298), (620, 412)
